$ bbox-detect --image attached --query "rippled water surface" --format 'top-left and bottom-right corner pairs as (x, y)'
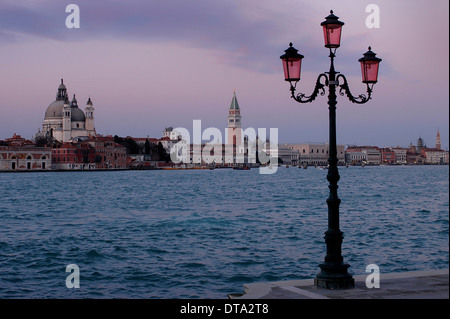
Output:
(0, 165), (448, 298)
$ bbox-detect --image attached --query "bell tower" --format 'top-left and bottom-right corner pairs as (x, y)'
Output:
(85, 97), (96, 136)
(227, 90), (242, 146)
(436, 129), (441, 150)
(62, 95), (72, 142)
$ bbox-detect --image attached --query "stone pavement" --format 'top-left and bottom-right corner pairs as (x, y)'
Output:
(229, 269), (449, 299)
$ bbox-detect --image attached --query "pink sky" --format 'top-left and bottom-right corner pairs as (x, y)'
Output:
(0, 0), (448, 149)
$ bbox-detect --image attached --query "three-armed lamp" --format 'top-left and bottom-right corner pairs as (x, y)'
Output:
(280, 10), (382, 289)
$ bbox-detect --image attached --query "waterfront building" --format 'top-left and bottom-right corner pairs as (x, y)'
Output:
(39, 79), (96, 143)
(52, 142), (96, 170)
(380, 147), (396, 165)
(275, 145), (300, 165)
(406, 148), (421, 164)
(85, 136), (127, 169)
(158, 136), (184, 156)
(287, 143), (345, 166)
(163, 127), (183, 141)
(0, 134), (51, 171)
(345, 146), (381, 165)
(391, 147), (408, 164)
(422, 148), (448, 164)
(345, 149), (367, 165)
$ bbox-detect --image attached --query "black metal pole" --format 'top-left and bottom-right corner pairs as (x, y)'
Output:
(314, 51), (355, 289)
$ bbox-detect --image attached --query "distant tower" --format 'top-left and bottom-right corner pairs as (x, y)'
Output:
(62, 95), (72, 142)
(85, 97), (96, 136)
(436, 129), (441, 150)
(227, 90), (242, 146)
(417, 137), (423, 153)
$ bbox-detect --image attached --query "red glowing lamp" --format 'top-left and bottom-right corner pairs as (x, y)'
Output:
(280, 43), (304, 83)
(321, 10), (345, 49)
(359, 47), (382, 84)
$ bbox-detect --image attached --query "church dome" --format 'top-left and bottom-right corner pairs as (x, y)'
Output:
(45, 100), (65, 119)
(44, 100), (86, 122)
(71, 107), (86, 122)
(44, 89), (86, 122)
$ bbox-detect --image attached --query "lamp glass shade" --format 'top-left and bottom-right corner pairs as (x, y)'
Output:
(280, 43), (304, 82)
(282, 57), (302, 82)
(358, 47), (382, 84)
(322, 24), (343, 48)
(321, 11), (344, 48)
(360, 60), (380, 83)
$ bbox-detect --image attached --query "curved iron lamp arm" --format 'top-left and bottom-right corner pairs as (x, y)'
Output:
(291, 73), (328, 103)
(336, 74), (372, 104)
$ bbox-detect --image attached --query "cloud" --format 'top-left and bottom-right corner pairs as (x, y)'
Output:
(0, 0), (345, 74)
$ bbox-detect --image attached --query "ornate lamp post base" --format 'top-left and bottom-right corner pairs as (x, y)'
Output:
(315, 266), (355, 289)
(314, 228), (355, 289)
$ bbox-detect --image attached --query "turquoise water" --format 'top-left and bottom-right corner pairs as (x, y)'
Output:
(0, 165), (448, 298)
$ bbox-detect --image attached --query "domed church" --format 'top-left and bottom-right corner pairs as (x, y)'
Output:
(41, 79), (96, 142)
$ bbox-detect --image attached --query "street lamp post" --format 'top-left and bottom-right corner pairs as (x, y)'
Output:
(280, 10), (382, 289)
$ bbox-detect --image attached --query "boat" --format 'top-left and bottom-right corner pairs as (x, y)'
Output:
(233, 166), (250, 170)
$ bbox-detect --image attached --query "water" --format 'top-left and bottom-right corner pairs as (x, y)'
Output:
(0, 165), (448, 298)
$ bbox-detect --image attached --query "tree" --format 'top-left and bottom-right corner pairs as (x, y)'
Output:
(157, 142), (171, 162)
(114, 136), (139, 154)
(144, 139), (151, 155)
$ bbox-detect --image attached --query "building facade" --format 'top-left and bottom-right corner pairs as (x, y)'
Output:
(423, 148), (448, 164)
(0, 134), (51, 171)
(392, 147), (408, 164)
(85, 136), (127, 169)
(380, 147), (396, 164)
(287, 143), (345, 166)
(345, 146), (381, 165)
(52, 142), (96, 170)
